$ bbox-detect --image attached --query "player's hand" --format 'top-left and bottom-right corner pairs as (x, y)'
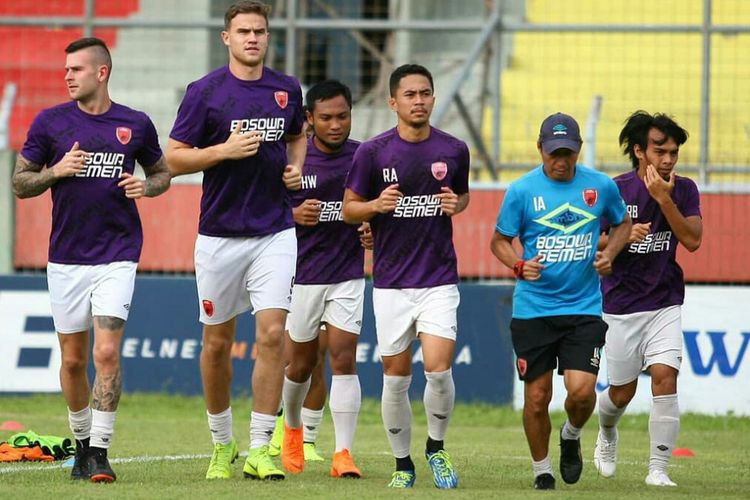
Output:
(52, 141), (88, 178)
(594, 250), (614, 276)
(437, 186), (459, 216)
(358, 222), (373, 249)
(283, 164), (302, 190)
(293, 198), (321, 226)
(222, 125), (262, 160)
(522, 255), (544, 281)
(118, 172), (147, 199)
(630, 222), (651, 242)
(644, 164), (675, 205)
(374, 184), (402, 214)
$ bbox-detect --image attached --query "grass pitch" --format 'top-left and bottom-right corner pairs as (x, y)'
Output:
(1, 394), (748, 499)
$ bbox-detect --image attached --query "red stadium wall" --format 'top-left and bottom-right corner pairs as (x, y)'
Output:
(0, 1), (140, 151)
(14, 186), (750, 282)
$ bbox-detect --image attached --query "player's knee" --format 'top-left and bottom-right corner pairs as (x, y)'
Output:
(92, 342), (120, 368)
(255, 326), (285, 354)
(61, 354), (87, 374)
(651, 375), (677, 396)
(525, 386), (553, 411)
(329, 349), (356, 374)
(566, 385), (596, 407)
(609, 385), (636, 407)
(201, 335), (233, 360)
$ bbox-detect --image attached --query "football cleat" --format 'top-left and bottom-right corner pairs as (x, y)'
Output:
(205, 438), (239, 479)
(534, 473), (556, 490)
(243, 445), (285, 480)
(268, 412), (284, 457)
(281, 424), (304, 473)
(304, 442), (325, 462)
(559, 427), (583, 484)
(425, 449), (458, 489)
(330, 449), (361, 478)
(70, 439), (90, 480)
(387, 470), (415, 488)
(645, 470), (677, 487)
(593, 429), (618, 478)
(88, 447), (116, 483)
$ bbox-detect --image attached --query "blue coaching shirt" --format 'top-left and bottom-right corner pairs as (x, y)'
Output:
(496, 165), (627, 319)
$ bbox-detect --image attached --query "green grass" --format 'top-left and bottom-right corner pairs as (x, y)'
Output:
(1, 394), (749, 498)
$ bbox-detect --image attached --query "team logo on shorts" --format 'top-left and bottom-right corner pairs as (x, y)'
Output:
(202, 299), (214, 318)
(517, 358), (527, 377)
(431, 162), (448, 181)
(274, 91), (288, 109)
(583, 188), (598, 207)
(116, 127), (132, 145)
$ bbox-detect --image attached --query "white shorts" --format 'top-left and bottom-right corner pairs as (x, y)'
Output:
(47, 261), (137, 334)
(286, 279), (365, 342)
(603, 305), (683, 386)
(373, 284), (459, 357)
(194, 228), (297, 325)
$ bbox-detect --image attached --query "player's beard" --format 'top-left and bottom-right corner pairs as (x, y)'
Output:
(315, 132), (349, 153)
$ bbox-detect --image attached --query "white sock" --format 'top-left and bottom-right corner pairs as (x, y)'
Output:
(649, 394), (679, 473)
(329, 374), (361, 452)
(423, 369), (455, 441)
(250, 411), (277, 449)
(302, 407), (324, 443)
(532, 456), (553, 477)
(207, 407), (233, 445)
(381, 374), (412, 458)
(598, 389), (626, 441)
(282, 375), (311, 429)
(561, 419), (581, 440)
(90, 409), (116, 449)
(68, 406), (91, 441)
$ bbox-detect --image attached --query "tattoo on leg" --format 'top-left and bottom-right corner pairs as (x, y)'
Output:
(95, 316), (125, 331)
(92, 370), (122, 411)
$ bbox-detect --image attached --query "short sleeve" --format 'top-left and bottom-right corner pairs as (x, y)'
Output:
(678, 177), (702, 218)
(346, 144), (375, 199)
(169, 82), (207, 146)
(136, 114), (164, 167)
(602, 177), (627, 226)
(20, 112), (51, 166)
(495, 184), (523, 238)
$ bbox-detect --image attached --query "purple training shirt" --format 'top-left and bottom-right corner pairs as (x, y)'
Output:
(601, 169), (701, 314)
(345, 127), (470, 289)
(170, 65), (304, 237)
(21, 101), (163, 265)
(290, 137), (363, 284)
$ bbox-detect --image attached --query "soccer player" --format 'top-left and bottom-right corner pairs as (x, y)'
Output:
(281, 79), (369, 477)
(343, 64), (470, 489)
(165, 0), (305, 481)
(594, 111), (701, 487)
(490, 113), (631, 490)
(12, 37), (170, 483)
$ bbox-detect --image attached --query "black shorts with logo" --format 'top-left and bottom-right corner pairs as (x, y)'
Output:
(510, 315), (608, 382)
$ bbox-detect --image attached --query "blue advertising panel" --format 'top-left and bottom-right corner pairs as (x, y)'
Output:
(0, 275), (516, 404)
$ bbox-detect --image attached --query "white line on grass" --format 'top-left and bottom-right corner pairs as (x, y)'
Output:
(0, 451), (690, 475)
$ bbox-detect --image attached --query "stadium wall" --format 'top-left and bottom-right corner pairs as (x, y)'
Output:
(13, 186), (750, 282)
(1, 276), (748, 415)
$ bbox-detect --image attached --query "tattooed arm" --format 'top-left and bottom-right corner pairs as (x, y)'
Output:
(118, 156), (172, 199)
(12, 147), (88, 198)
(143, 156), (171, 197)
